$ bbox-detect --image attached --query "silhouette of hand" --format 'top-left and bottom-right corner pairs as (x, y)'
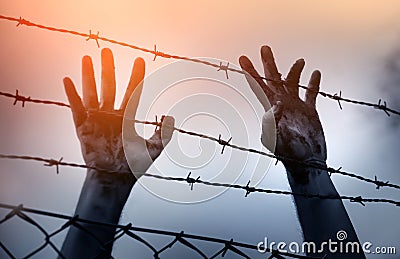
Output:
(239, 46), (326, 166)
(64, 48), (174, 177)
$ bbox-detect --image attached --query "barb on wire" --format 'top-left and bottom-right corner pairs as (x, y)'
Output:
(86, 30), (100, 48)
(16, 16), (31, 27)
(44, 157), (63, 174)
(326, 167), (399, 190)
(217, 61), (230, 79)
(328, 166), (341, 177)
(0, 203), (319, 259)
(1, 14), (399, 116)
(218, 134), (232, 154)
(332, 91), (343, 110)
(374, 176), (390, 190)
(245, 181), (255, 198)
(144, 172), (400, 207)
(186, 172), (200, 191)
(152, 44), (171, 61)
(0, 89), (399, 191)
(0, 90), (70, 108)
(12, 89), (31, 107)
(376, 99), (390, 117)
(0, 154), (399, 206)
(154, 115), (160, 132)
(350, 196), (366, 206)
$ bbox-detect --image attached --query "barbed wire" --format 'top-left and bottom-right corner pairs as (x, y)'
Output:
(0, 203), (321, 259)
(1, 89), (399, 191)
(0, 154), (398, 207)
(0, 90), (70, 108)
(0, 14), (399, 117)
(1, 14), (397, 259)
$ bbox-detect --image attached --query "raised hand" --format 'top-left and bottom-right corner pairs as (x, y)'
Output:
(63, 48), (174, 178)
(239, 46), (365, 258)
(61, 48), (174, 258)
(239, 46), (326, 171)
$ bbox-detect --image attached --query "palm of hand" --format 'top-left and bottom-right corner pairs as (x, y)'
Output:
(274, 95), (326, 163)
(240, 46), (327, 164)
(76, 110), (128, 171)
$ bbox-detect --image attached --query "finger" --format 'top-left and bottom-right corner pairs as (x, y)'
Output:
(305, 70), (321, 108)
(82, 55), (99, 110)
(239, 55), (274, 110)
(120, 57), (145, 111)
(285, 58), (305, 96)
(100, 48), (116, 111)
(261, 45), (283, 94)
(63, 77), (86, 127)
(261, 101), (282, 152)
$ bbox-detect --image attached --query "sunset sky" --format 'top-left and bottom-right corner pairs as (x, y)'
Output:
(1, 1), (399, 258)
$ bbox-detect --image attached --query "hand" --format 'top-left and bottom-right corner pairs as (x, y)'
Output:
(63, 48), (174, 178)
(239, 46), (327, 168)
(239, 47), (365, 258)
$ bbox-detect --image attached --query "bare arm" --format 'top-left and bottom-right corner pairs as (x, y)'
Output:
(61, 48), (174, 258)
(240, 46), (365, 258)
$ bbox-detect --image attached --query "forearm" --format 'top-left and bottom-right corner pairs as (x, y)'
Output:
(61, 169), (135, 259)
(285, 163), (366, 258)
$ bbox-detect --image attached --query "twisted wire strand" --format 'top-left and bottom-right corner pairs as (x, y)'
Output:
(1, 90), (399, 190)
(0, 13), (397, 259)
(0, 14), (399, 116)
(0, 154), (398, 206)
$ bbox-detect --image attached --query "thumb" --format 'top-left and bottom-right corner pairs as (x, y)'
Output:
(160, 115), (175, 146)
(146, 115), (175, 160)
(261, 102), (282, 152)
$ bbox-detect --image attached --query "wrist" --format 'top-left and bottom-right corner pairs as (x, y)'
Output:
(283, 161), (337, 196)
(74, 169), (135, 222)
(86, 167), (135, 187)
